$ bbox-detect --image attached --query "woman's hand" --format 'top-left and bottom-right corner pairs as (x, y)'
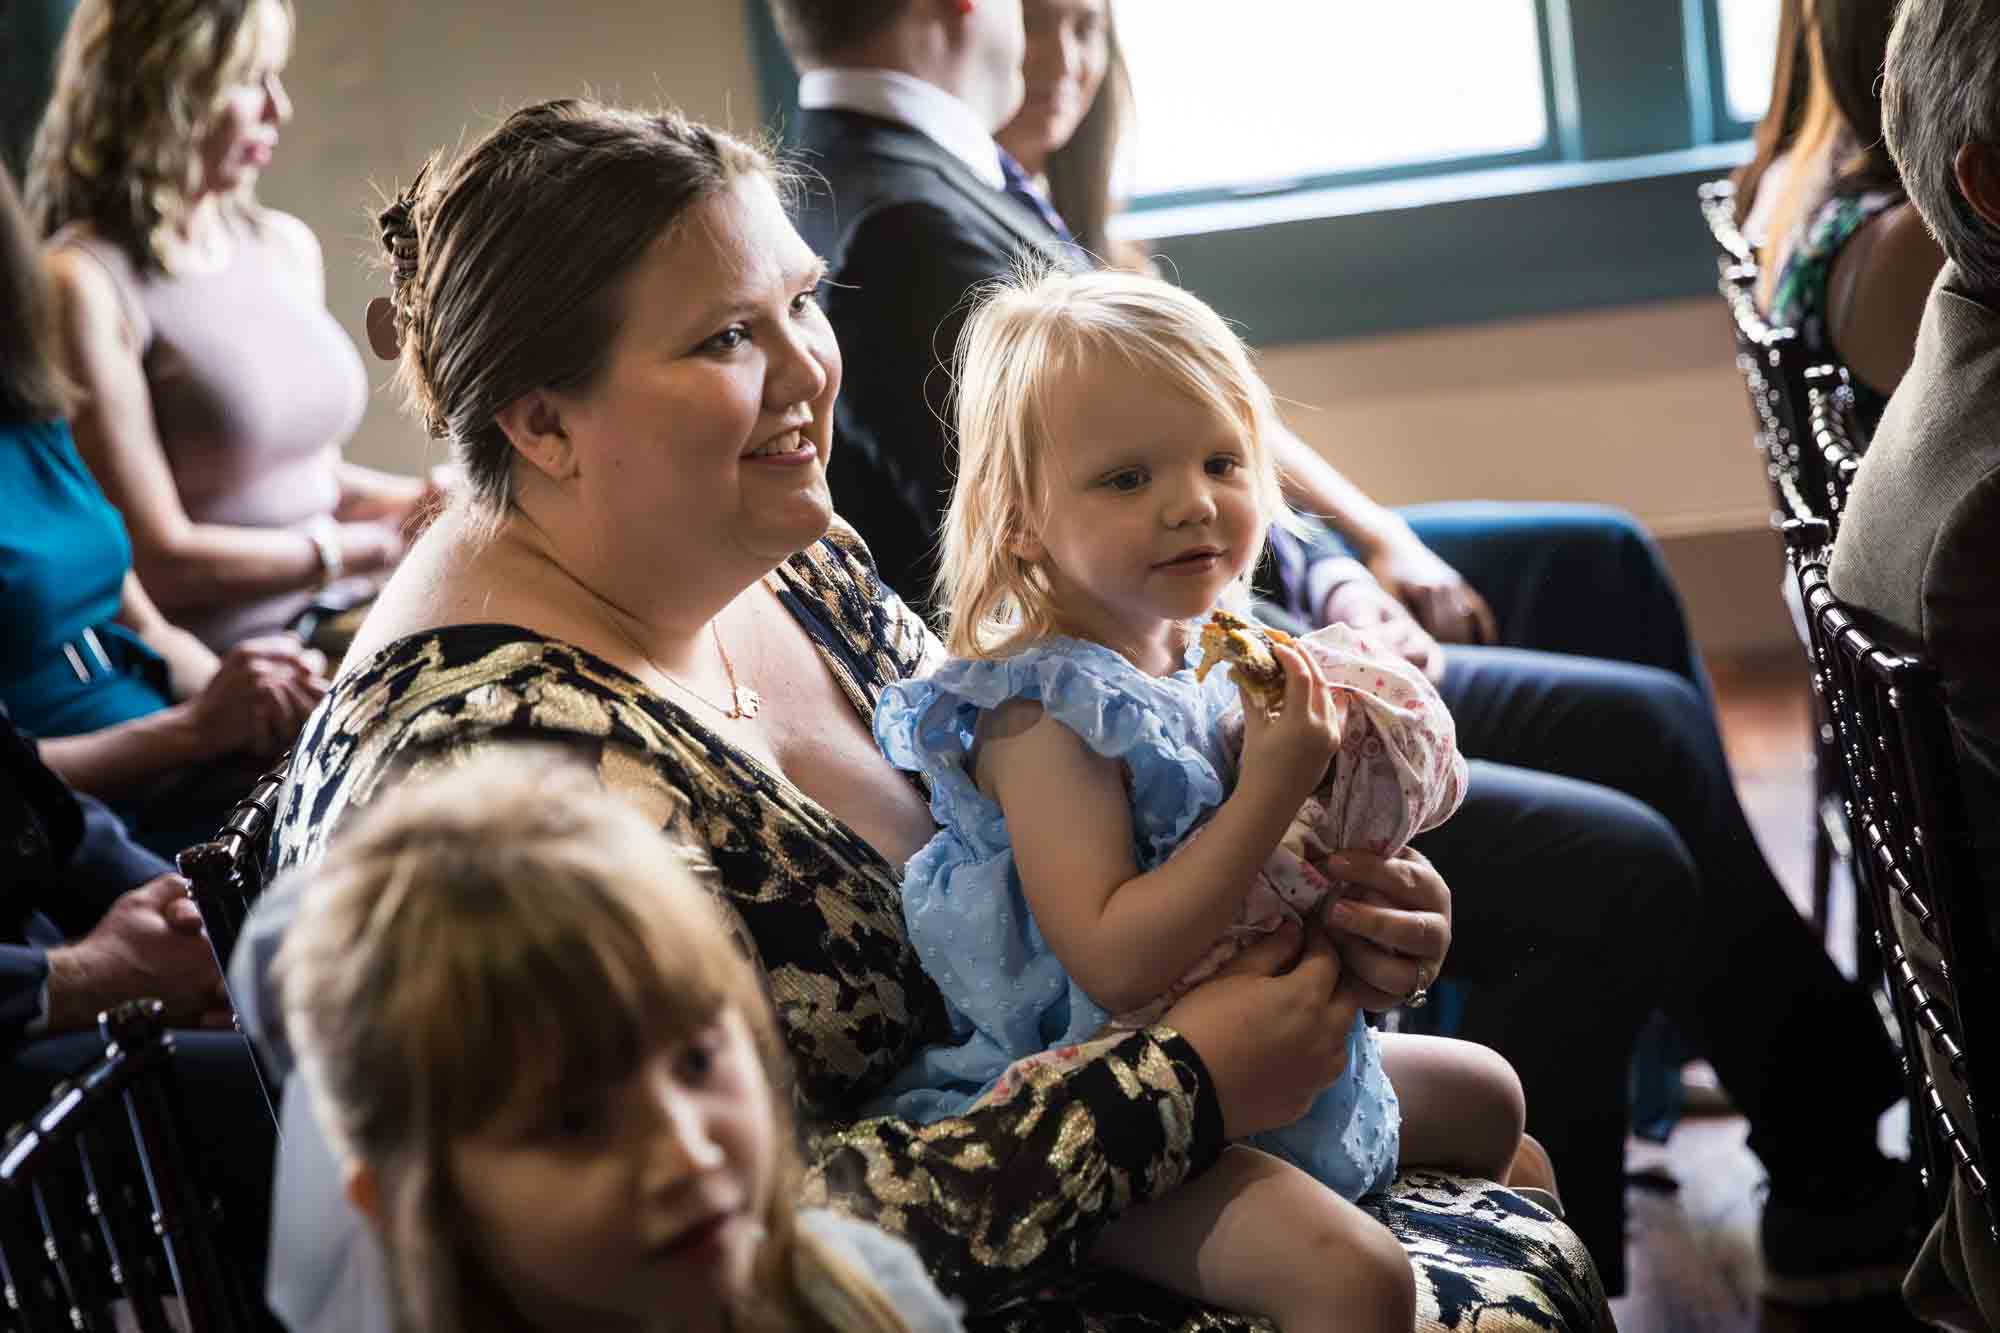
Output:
(1322, 579), (1446, 684)
(1318, 846), (1453, 1013)
(186, 635), (329, 758)
(1365, 533), (1497, 647)
(337, 519), (406, 578)
(1236, 642), (1343, 806)
(1164, 921), (1363, 1141)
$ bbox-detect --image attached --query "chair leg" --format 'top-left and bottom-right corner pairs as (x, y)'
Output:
(1854, 898), (1883, 994)
(1810, 809), (1834, 938)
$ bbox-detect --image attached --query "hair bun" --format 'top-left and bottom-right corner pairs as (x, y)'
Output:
(375, 158), (429, 302)
(372, 159), (448, 437)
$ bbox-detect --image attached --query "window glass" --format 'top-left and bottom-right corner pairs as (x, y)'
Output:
(1115, 1), (1549, 199)
(1718, 0), (1781, 124)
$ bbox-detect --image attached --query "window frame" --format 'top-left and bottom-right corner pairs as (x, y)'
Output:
(745, 0), (1766, 344)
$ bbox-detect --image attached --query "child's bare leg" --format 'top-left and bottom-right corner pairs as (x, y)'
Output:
(1093, 1145), (1415, 1333)
(1378, 1031), (1526, 1182)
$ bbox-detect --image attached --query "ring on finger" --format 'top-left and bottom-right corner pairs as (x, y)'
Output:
(1406, 960), (1431, 1009)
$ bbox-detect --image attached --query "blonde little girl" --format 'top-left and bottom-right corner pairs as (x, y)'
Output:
(270, 756), (962, 1333)
(867, 267), (1528, 1331)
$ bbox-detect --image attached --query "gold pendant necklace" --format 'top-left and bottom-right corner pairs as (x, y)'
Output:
(652, 621), (760, 721)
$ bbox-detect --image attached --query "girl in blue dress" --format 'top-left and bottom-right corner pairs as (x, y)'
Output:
(870, 268), (1529, 1331)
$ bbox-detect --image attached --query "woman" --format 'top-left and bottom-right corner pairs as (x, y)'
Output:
(997, 0), (1918, 1300)
(996, 0), (1143, 272)
(27, 0), (429, 653)
(237, 99), (1608, 1332)
(1743, 0), (1944, 429)
(0, 144), (322, 856)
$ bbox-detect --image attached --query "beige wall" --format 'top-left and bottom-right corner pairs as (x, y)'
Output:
(263, 0), (1785, 657)
(1259, 300), (1787, 656)
(260, 0), (763, 478)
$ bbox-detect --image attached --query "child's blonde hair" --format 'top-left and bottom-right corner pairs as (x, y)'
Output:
(274, 752), (912, 1333)
(936, 263), (1294, 659)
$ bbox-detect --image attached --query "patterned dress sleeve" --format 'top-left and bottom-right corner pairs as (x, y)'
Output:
(801, 1025), (1226, 1310)
(786, 522), (1231, 1310)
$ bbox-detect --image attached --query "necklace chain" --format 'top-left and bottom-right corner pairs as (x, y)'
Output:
(647, 621), (761, 721)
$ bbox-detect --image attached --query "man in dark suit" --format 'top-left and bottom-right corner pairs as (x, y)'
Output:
(0, 703), (274, 1292)
(772, 0), (1915, 1298)
(776, 0), (1449, 658)
(1831, 2), (2000, 1322)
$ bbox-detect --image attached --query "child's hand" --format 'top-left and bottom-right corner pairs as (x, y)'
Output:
(1237, 641), (1344, 806)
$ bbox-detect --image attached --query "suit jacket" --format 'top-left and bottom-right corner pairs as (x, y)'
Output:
(791, 106), (1333, 623)
(791, 108), (1071, 613)
(1828, 262), (2000, 1330)
(0, 704), (170, 1046)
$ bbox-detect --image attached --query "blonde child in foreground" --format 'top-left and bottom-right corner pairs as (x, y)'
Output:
(271, 758), (962, 1333)
(869, 267), (1529, 1331)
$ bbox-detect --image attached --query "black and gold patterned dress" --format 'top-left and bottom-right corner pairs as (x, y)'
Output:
(267, 522), (1611, 1332)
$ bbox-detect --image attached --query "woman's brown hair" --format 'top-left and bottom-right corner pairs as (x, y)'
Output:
(26, 0), (292, 273)
(1733, 0), (1811, 220)
(1040, 5), (1141, 269)
(371, 99), (775, 524)
(275, 753), (914, 1333)
(1752, 0), (1905, 305)
(0, 167), (73, 423)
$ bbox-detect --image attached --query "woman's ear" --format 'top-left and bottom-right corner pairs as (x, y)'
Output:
(344, 1161), (382, 1228)
(494, 389), (577, 482)
(1954, 142), (2000, 232)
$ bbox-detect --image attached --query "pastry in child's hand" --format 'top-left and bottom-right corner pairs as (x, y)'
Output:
(1194, 609), (1294, 712)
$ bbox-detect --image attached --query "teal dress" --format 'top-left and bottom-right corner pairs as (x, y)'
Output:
(0, 419), (173, 737)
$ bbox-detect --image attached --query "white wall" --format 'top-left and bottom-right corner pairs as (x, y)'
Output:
(264, 0), (1785, 657)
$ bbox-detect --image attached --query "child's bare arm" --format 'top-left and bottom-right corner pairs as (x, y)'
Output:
(985, 646), (1340, 1014)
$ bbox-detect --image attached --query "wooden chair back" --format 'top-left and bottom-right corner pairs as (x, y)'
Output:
(1805, 363), (1867, 533)
(1787, 520), (1999, 1243)
(1698, 178), (1755, 273)
(174, 758), (290, 1137)
(174, 758), (288, 978)
(0, 1002), (258, 1332)
(1722, 271), (1821, 525)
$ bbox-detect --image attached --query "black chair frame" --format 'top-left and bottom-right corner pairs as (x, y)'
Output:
(1701, 181), (1872, 972)
(0, 1002), (257, 1333)
(1697, 177), (1755, 275)
(1804, 362), (1866, 535)
(1787, 520), (1999, 1246)
(175, 757), (290, 1139)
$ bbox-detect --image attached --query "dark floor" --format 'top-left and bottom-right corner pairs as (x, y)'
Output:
(1605, 654), (1929, 1332)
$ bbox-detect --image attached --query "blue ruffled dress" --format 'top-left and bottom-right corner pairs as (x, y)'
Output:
(870, 637), (1399, 1200)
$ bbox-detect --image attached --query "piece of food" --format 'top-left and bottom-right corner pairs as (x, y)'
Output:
(1194, 609), (1294, 712)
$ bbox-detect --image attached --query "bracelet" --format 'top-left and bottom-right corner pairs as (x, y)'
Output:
(304, 515), (343, 588)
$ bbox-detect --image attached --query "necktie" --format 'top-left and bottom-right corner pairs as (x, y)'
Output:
(997, 148), (1076, 246)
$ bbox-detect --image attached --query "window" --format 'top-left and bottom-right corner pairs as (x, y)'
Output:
(742, 0), (1781, 343)
(1716, 0), (1780, 125)
(1114, 0), (1549, 201)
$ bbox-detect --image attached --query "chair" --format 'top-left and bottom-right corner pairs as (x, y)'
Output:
(1786, 519), (1999, 1245)
(175, 757), (290, 1138)
(1715, 270), (1859, 949)
(1721, 269), (1823, 526)
(175, 757), (288, 978)
(1697, 178), (1755, 274)
(1805, 362), (1867, 531)
(0, 1001), (259, 1332)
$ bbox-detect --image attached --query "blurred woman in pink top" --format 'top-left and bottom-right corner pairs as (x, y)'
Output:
(28, 0), (432, 652)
